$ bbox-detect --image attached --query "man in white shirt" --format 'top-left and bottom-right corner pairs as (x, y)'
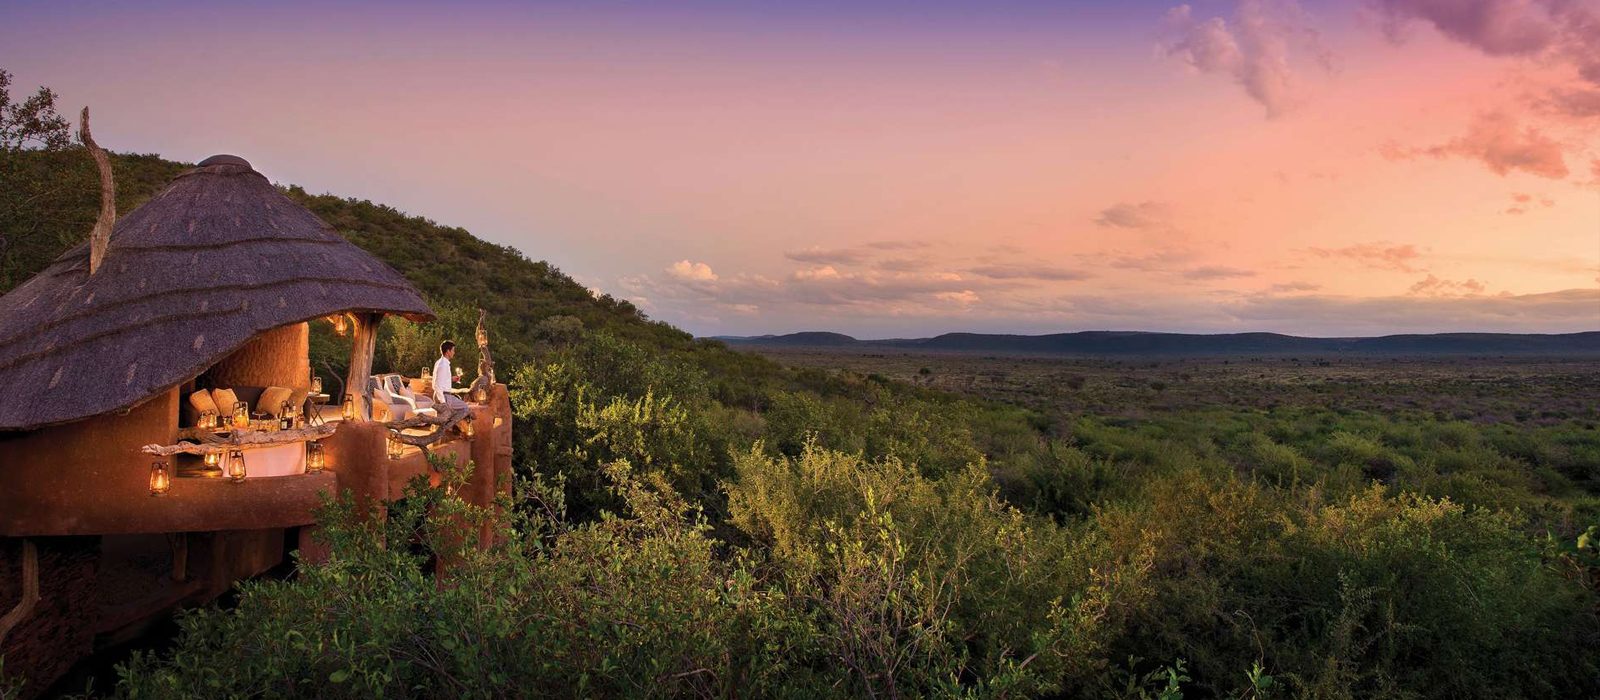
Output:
(431, 340), (469, 411)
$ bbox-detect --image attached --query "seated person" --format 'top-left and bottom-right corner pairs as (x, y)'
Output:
(431, 340), (470, 412)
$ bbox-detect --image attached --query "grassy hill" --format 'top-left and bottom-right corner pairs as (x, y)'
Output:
(1, 148), (789, 398)
(5, 146), (1600, 699)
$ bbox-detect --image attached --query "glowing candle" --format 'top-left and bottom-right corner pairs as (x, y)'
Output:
(306, 440), (325, 473)
(226, 449), (247, 483)
(149, 460), (171, 496)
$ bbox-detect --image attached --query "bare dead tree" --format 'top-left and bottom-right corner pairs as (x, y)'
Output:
(77, 107), (115, 275)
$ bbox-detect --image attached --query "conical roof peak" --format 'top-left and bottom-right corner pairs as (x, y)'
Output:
(0, 159), (433, 431)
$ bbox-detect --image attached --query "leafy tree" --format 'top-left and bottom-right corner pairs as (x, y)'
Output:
(0, 69), (70, 153)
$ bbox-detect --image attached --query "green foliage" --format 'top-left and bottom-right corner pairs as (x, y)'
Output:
(726, 442), (1148, 697)
(0, 69), (70, 153)
(4, 93), (1597, 697)
(107, 458), (814, 699)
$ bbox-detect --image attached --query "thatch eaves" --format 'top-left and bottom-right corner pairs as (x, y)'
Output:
(0, 155), (434, 431)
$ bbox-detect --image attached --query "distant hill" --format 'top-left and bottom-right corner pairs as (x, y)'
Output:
(720, 330), (1600, 356)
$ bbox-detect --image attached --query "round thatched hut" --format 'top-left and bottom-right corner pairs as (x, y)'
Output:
(0, 154), (513, 697)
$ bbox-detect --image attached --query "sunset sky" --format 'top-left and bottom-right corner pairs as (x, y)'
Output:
(4, 0), (1597, 337)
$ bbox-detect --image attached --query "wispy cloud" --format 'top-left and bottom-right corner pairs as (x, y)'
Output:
(1308, 242), (1424, 272)
(784, 247), (872, 265)
(1504, 191), (1555, 215)
(1161, 0), (1333, 117)
(967, 264), (1092, 281)
(1094, 201), (1173, 230)
(783, 240), (934, 266)
(1382, 111), (1569, 179)
(1407, 274), (1487, 297)
(1268, 281), (1321, 293)
(1183, 265), (1257, 280)
(1228, 288), (1599, 334)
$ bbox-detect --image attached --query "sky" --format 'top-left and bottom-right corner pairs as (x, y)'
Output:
(3, 0), (1598, 337)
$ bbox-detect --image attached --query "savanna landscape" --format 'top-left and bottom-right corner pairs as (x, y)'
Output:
(4, 1), (1600, 698)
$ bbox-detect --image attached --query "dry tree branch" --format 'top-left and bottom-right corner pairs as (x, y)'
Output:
(77, 107), (115, 275)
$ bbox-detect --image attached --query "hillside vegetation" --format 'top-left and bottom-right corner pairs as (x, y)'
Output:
(4, 138), (1599, 698)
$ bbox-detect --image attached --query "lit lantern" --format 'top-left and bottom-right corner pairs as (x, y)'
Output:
(342, 394), (359, 422)
(472, 385), (488, 404)
(203, 450), (221, 472)
(328, 313), (349, 336)
(311, 376), (323, 394)
(226, 449), (247, 483)
(306, 440), (326, 473)
(149, 460), (171, 496)
(460, 417), (475, 439)
(232, 401), (250, 430)
(386, 434), (405, 460)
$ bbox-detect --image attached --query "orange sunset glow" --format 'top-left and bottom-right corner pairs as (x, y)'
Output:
(4, 0), (1596, 336)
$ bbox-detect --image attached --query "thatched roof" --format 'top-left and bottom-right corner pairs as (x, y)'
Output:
(0, 155), (434, 431)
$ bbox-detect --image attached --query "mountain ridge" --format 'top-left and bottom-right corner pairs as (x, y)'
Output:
(716, 330), (1600, 355)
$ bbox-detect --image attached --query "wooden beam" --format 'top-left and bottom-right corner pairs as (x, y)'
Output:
(386, 404), (472, 452)
(344, 312), (382, 421)
(140, 423), (337, 456)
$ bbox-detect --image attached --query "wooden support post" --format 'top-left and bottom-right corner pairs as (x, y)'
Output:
(169, 533), (189, 583)
(0, 539), (40, 647)
(344, 312), (382, 421)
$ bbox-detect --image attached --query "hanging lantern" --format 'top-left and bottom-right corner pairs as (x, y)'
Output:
(232, 401), (250, 430)
(328, 313), (349, 336)
(306, 441), (326, 473)
(203, 450), (221, 472)
(226, 449), (247, 483)
(342, 394), (358, 422)
(472, 384), (488, 404)
(386, 433), (405, 460)
(460, 417), (475, 439)
(149, 460), (171, 496)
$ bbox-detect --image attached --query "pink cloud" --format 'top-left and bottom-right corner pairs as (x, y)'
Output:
(667, 260), (718, 282)
(1407, 274), (1488, 296)
(785, 247), (872, 265)
(1162, 0), (1332, 117)
(1308, 242), (1425, 272)
(1268, 281), (1322, 293)
(1504, 191), (1555, 214)
(1385, 111), (1569, 179)
(1183, 265), (1257, 280)
(967, 264), (1092, 281)
(1373, 0), (1561, 56)
(1094, 201), (1173, 229)
(1535, 86), (1600, 119)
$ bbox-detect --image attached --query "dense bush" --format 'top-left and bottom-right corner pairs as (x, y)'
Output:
(6, 140), (1598, 699)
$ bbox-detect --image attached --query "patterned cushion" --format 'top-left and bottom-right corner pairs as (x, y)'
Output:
(188, 390), (219, 416)
(287, 387), (310, 415)
(212, 388), (240, 414)
(258, 386), (294, 417)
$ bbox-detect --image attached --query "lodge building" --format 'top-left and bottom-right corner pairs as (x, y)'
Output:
(0, 153), (512, 695)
